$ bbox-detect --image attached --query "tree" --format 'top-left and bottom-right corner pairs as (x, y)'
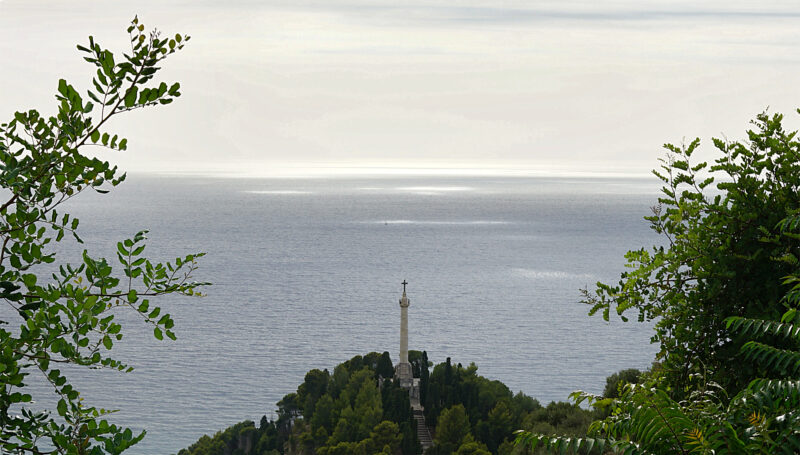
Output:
(381, 379), (411, 425)
(435, 404), (471, 453)
(455, 438), (491, 455)
(582, 111), (800, 393)
(602, 368), (643, 399)
(515, 113), (800, 453)
(311, 394), (336, 433)
(376, 351), (394, 379)
(419, 350), (430, 406)
(329, 406), (358, 445)
(298, 368), (329, 419)
(353, 378), (383, 440)
(369, 420), (403, 454)
(0, 18), (202, 454)
(487, 401), (513, 451)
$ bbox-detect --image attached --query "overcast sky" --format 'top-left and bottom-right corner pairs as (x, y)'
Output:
(2, 1), (800, 176)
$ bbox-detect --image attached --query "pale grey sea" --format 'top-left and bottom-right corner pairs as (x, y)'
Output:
(8, 175), (663, 454)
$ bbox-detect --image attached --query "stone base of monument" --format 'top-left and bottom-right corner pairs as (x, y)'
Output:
(396, 362), (413, 388)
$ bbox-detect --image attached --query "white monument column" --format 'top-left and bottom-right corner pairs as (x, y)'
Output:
(400, 280), (409, 364)
(396, 280), (413, 388)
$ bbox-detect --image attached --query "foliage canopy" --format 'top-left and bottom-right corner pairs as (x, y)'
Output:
(517, 112), (800, 454)
(583, 111), (800, 392)
(0, 18), (206, 454)
(178, 352), (599, 455)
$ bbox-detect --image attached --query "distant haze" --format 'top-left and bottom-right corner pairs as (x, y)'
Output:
(2, 1), (800, 176)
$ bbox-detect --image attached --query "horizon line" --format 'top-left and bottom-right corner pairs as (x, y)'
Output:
(119, 164), (656, 179)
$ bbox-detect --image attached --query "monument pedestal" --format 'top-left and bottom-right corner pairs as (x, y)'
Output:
(396, 361), (413, 389)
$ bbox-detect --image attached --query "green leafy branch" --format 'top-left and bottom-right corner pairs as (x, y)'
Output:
(0, 17), (203, 455)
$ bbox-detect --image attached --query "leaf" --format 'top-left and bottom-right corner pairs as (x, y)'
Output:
(124, 86), (138, 108)
(153, 327), (163, 340)
(22, 274), (37, 288)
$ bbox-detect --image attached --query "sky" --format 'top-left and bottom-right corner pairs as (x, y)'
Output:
(2, 1), (800, 177)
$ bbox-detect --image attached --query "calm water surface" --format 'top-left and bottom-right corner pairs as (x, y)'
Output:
(8, 175), (663, 454)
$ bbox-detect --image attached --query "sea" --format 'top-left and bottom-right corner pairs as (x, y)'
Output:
(6, 174), (663, 454)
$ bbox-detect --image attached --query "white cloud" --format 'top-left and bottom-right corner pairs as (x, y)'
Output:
(2, 0), (800, 175)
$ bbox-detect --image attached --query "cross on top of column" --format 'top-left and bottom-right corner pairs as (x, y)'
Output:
(402, 280), (408, 293)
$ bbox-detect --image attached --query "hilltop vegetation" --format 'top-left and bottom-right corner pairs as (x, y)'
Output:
(177, 351), (612, 455)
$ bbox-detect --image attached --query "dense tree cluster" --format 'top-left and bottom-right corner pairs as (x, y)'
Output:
(177, 420), (281, 455)
(178, 352), (419, 455)
(178, 352), (607, 455)
(422, 358), (596, 455)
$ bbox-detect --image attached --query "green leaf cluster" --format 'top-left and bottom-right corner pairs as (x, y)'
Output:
(516, 114), (800, 454)
(582, 112), (800, 393)
(0, 17), (206, 454)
